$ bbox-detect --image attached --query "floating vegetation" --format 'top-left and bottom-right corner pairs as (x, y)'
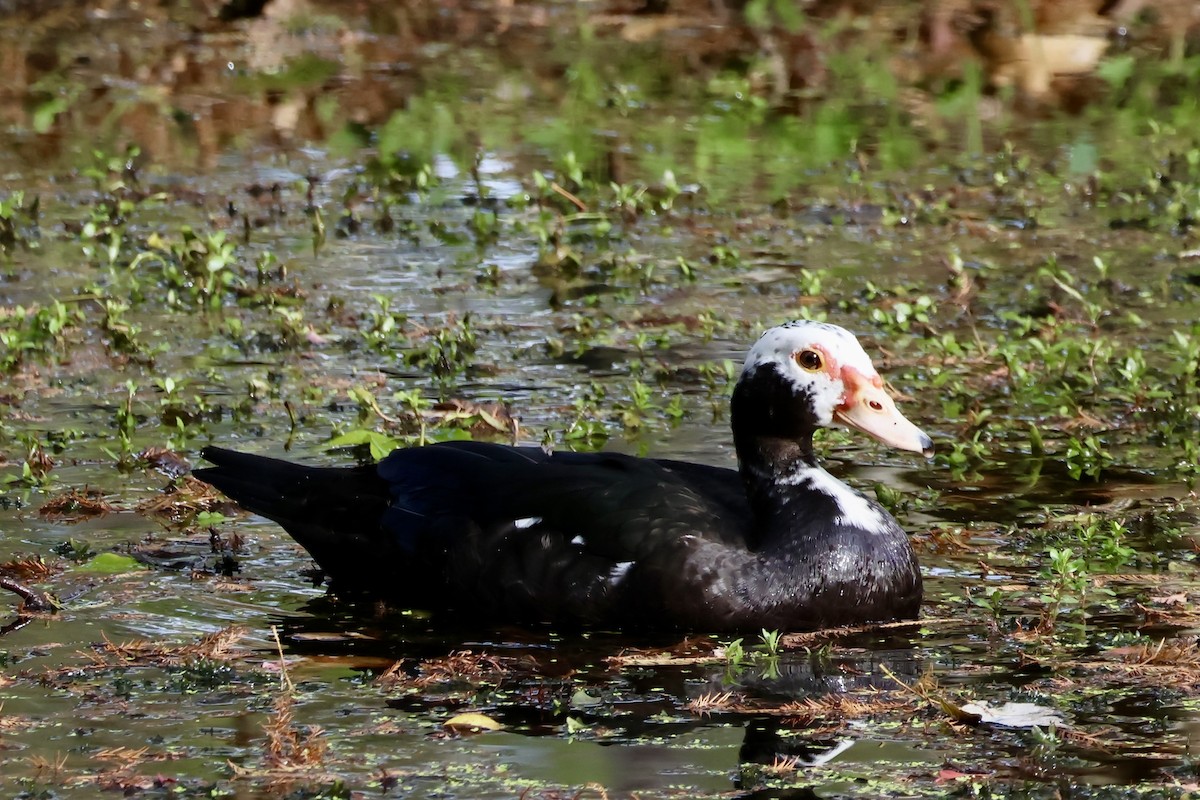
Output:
(38, 488), (117, 521)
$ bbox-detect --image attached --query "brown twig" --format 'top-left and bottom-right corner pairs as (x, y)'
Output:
(0, 575), (57, 613)
(271, 625), (295, 693)
(550, 181), (587, 211)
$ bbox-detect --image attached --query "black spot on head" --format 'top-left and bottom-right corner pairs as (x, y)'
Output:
(731, 361), (821, 444)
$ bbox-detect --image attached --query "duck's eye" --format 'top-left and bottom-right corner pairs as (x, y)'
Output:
(795, 349), (823, 372)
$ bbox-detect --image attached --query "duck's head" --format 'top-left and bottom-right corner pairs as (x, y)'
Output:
(734, 320), (933, 457)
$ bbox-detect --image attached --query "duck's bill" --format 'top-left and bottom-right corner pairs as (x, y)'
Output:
(834, 378), (933, 457)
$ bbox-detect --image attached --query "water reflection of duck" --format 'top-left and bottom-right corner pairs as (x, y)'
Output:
(195, 320), (932, 632)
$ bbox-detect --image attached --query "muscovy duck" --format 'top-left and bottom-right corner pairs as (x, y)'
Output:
(195, 320), (932, 631)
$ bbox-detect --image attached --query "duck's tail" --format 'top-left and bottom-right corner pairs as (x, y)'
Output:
(194, 446), (393, 588)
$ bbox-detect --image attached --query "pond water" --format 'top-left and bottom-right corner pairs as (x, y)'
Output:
(2, 3), (1200, 798)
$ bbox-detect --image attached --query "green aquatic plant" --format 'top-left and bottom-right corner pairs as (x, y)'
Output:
(1063, 434), (1113, 480)
(254, 250), (282, 285)
(78, 199), (135, 268)
(0, 191), (39, 255)
(272, 307), (313, 350)
(967, 584), (1006, 624)
(51, 538), (95, 562)
(1037, 257), (1106, 327)
(615, 379), (658, 431)
(469, 207), (502, 248)
(1035, 545), (1116, 635)
(0, 301), (80, 372)
(151, 375), (214, 450)
(3, 435), (55, 489)
(757, 628), (782, 657)
(97, 298), (161, 361)
(1071, 516), (1136, 569)
(131, 228), (243, 309)
(719, 629), (785, 682)
(935, 430), (989, 476)
(1027, 511), (1141, 574)
(82, 145), (143, 193)
(108, 380), (139, 466)
(361, 294), (405, 353)
(404, 314), (479, 383)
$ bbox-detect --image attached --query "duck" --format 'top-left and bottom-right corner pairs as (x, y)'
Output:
(194, 320), (933, 632)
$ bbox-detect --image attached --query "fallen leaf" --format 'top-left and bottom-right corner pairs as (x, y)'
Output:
(75, 553), (143, 575)
(138, 447), (191, 477)
(444, 712), (502, 733)
(958, 701), (1065, 729)
(289, 631), (372, 642)
(936, 769), (973, 783)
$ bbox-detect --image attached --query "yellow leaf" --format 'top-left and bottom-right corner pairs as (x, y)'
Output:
(444, 712), (502, 732)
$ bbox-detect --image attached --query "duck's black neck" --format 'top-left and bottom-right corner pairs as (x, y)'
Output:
(730, 364), (830, 546)
(731, 362), (821, 466)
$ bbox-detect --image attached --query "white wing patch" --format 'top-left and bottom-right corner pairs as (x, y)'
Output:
(608, 561), (635, 585)
(570, 535), (585, 546)
(782, 466), (891, 534)
(513, 516), (542, 529)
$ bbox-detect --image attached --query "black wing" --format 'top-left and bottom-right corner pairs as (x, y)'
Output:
(196, 442), (753, 623)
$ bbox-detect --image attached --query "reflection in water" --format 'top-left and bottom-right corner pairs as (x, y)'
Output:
(0, 613), (34, 637)
(272, 603), (938, 794)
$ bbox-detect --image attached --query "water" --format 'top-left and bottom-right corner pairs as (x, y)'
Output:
(2, 3), (1200, 798)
